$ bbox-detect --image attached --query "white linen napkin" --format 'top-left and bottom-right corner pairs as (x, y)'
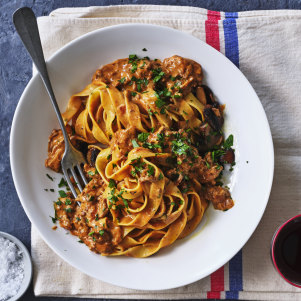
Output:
(31, 5), (301, 300)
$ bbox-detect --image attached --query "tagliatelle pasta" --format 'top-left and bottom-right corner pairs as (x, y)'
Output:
(46, 55), (235, 257)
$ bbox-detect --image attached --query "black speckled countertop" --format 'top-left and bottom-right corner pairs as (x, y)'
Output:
(1, 1), (301, 300)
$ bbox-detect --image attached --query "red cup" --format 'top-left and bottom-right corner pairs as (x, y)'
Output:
(271, 214), (301, 288)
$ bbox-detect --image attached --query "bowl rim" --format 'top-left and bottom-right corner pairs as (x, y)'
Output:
(10, 23), (274, 290)
(0, 231), (33, 301)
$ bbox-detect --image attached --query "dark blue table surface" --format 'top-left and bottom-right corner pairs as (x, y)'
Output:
(1, 1), (301, 300)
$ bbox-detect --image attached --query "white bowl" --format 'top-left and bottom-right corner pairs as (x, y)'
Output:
(10, 24), (274, 290)
(0, 232), (32, 301)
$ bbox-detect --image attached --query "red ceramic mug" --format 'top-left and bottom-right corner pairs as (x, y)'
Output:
(271, 214), (301, 288)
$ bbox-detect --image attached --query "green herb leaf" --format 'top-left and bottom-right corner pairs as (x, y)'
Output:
(205, 161), (210, 169)
(119, 77), (126, 84)
(155, 97), (166, 109)
(137, 132), (149, 142)
(147, 165), (155, 176)
(58, 190), (67, 198)
(46, 174), (54, 181)
(99, 230), (105, 236)
(58, 178), (68, 188)
(152, 68), (165, 83)
(131, 139), (139, 148)
(108, 179), (117, 188)
(87, 170), (95, 176)
(223, 134), (234, 150)
(49, 216), (57, 223)
(65, 199), (72, 205)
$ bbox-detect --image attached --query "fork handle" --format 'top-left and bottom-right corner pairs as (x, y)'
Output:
(13, 7), (70, 148)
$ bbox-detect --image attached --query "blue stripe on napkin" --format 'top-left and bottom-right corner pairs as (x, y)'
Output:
(223, 12), (243, 300)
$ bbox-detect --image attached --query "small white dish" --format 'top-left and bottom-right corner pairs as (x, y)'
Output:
(0, 232), (32, 301)
(10, 24), (274, 290)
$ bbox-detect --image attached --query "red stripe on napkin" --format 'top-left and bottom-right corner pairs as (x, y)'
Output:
(205, 10), (221, 51)
(207, 266), (224, 299)
(205, 10), (225, 300)
(205, 11), (223, 298)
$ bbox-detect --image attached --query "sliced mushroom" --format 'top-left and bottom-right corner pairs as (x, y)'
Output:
(203, 107), (224, 132)
(196, 86), (207, 105)
(86, 148), (100, 167)
(202, 85), (215, 105)
(220, 148), (235, 164)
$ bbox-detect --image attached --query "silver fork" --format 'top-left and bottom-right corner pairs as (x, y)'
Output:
(13, 7), (88, 198)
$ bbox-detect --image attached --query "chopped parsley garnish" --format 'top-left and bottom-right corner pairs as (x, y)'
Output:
(129, 54), (139, 73)
(130, 157), (146, 176)
(210, 134), (235, 164)
(142, 48), (147, 51)
(65, 208), (72, 213)
(107, 154), (112, 160)
(152, 68), (165, 83)
(205, 161), (210, 169)
(147, 164), (155, 176)
(129, 54), (138, 61)
(158, 173), (163, 180)
(155, 97), (166, 109)
(131, 139), (139, 148)
(171, 137), (191, 156)
(76, 217), (81, 221)
(50, 189), (55, 192)
(223, 134), (234, 150)
(87, 170), (95, 176)
(108, 179), (117, 188)
(131, 91), (137, 97)
(88, 231), (94, 236)
(56, 200), (62, 205)
(137, 132), (149, 142)
(108, 188), (131, 210)
(78, 240), (84, 243)
(99, 230), (105, 236)
(157, 133), (165, 141)
(58, 177), (68, 188)
(58, 190), (67, 198)
(49, 216), (57, 223)
(46, 174), (54, 181)
(129, 76), (148, 92)
(119, 77), (126, 84)
(65, 199), (72, 205)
